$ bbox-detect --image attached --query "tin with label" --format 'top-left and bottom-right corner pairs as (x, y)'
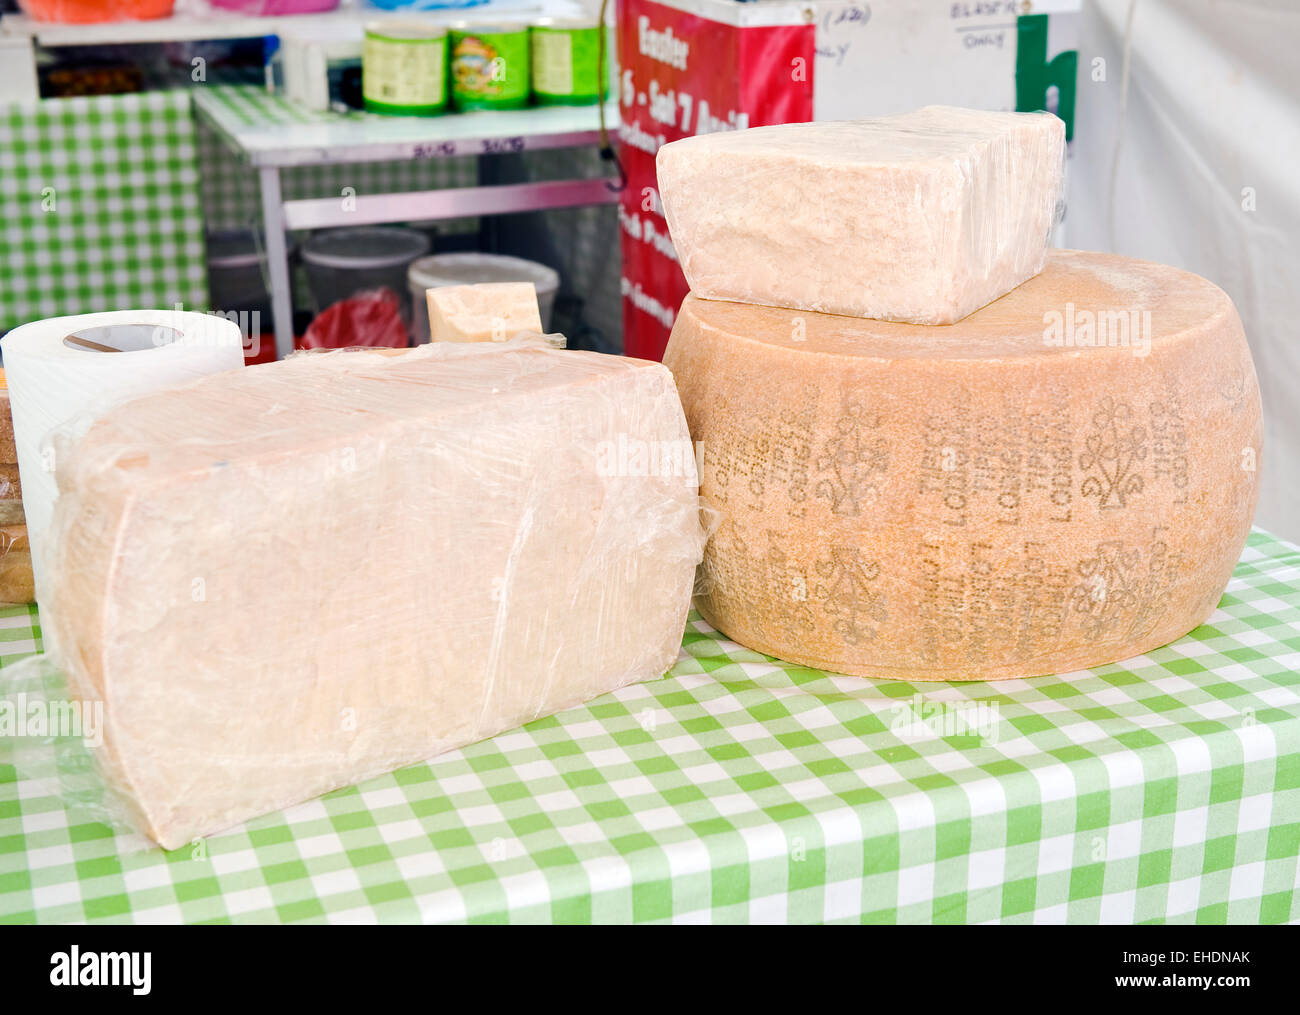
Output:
(530, 18), (609, 106)
(363, 22), (448, 116)
(449, 23), (530, 111)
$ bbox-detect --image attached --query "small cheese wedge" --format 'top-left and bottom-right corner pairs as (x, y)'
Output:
(664, 250), (1262, 680)
(657, 106), (1066, 325)
(427, 282), (543, 343)
(47, 341), (703, 848)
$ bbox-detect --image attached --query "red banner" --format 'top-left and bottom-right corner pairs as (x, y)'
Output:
(616, 0), (814, 361)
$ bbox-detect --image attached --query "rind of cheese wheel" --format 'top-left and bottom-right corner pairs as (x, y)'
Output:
(663, 250), (1262, 681)
(427, 281), (543, 343)
(657, 106), (1065, 325)
(46, 342), (703, 849)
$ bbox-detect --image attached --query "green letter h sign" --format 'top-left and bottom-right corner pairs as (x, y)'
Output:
(1016, 13), (1077, 141)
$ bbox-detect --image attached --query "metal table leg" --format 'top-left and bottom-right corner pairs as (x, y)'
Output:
(258, 166), (295, 361)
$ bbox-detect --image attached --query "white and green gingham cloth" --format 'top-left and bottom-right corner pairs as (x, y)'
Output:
(1, 528), (1297, 924)
(0, 91), (209, 334)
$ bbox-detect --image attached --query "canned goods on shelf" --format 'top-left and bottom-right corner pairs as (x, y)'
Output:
(530, 18), (609, 107)
(449, 22), (531, 112)
(363, 21), (449, 116)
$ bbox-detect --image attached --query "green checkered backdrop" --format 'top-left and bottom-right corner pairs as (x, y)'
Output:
(1, 529), (1297, 924)
(0, 90), (209, 333)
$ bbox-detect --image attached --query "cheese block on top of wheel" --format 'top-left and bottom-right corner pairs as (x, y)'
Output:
(657, 106), (1065, 325)
(663, 250), (1262, 681)
(45, 340), (704, 849)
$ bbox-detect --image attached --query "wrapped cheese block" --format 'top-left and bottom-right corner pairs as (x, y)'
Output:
(46, 341), (704, 849)
(664, 250), (1262, 681)
(657, 106), (1065, 325)
(427, 282), (543, 343)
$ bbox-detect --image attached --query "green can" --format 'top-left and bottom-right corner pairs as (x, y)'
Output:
(530, 18), (610, 106)
(363, 22), (448, 116)
(449, 23), (530, 111)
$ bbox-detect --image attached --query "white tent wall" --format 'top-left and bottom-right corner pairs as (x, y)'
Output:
(1070, 0), (1300, 541)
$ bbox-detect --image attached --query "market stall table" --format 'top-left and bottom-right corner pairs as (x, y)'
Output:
(2, 529), (1298, 924)
(193, 85), (620, 360)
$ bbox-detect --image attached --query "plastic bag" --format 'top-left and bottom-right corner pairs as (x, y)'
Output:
(299, 288), (410, 350)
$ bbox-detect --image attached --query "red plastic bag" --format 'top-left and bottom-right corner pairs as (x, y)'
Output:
(299, 288), (409, 351)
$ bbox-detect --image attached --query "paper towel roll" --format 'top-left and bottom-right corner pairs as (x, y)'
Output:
(1, 310), (245, 598)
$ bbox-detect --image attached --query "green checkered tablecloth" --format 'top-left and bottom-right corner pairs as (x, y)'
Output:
(2, 529), (1298, 924)
(0, 91), (209, 334)
(199, 81), (333, 131)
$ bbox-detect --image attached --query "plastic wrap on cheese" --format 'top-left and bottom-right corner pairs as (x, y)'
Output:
(41, 340), (705, 850)
(657, 106), (1066, 325)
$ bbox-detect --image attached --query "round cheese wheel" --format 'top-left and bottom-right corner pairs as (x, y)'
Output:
(664, 250), (1263, 680)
